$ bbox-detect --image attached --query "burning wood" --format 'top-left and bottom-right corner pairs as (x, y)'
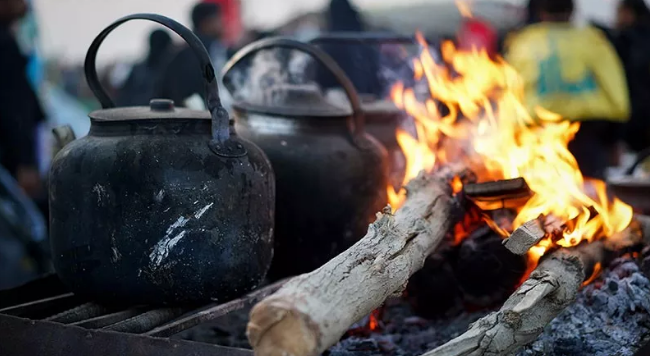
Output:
(250, 18), (641, 356)
(246, 166), (468, 356)
(505, 215), (650, 257)
(422, 242), (602, 356)
(502, 219), (546, 255)
(423, 216), (650, 356)
(463, 178), (532, 211)
(454, 225), (527, 307)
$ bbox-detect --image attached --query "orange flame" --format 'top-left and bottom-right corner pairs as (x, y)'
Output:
(582, 262), (603, 287)
(368, 309), (381, 331)
(388, 35), (633, 267)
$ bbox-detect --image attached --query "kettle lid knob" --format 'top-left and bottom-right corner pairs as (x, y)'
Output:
(150, 99), (175, 112)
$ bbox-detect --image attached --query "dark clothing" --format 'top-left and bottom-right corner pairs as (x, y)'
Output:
(155, 33), (227, 107)
(317, 42), (382, 96)
(316, 0), (382, 96)
(0, 26), (44, 177)
(526, 0), (541, 24)
(116, 57), (171, 107)
(568, 120), (622, 180)
(613, 25), (650, 151)
(156, 46), (202, 106)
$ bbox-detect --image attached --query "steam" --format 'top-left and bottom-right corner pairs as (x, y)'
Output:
(224, 41), (428, 110)
(225, 48), (314, 107)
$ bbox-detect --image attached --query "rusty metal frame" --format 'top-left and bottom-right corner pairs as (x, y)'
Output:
(0, 276), (287, 356)
(0, 313), (253, 356)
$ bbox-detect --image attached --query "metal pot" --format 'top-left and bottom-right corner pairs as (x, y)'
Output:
(330, 93), (406, 190)
(309, 33), (418, 189)
(608, 148), (650, 214)
(49, 14), (275, 305)
(222, 38), (389, 279)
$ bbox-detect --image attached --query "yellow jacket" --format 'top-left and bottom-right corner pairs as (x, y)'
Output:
(505, 23), (630, 122)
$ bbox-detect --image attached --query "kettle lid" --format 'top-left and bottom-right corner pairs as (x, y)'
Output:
(232, 83), (352, 118)
(89, 99), (211, 121)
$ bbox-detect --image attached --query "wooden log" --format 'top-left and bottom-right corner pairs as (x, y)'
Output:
(502, 219), (546, 256)
(246, 166), (467, 356)
(423, 242), (604, 356)
(463, 178), (531, 211)
(505, 215), (650, 256)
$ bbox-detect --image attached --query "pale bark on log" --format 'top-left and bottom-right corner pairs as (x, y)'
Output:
(502, 220), (545, 255)
(246, 167), (466, 356)
(505, 215), (650, 256)
(423, 242), (604, 356)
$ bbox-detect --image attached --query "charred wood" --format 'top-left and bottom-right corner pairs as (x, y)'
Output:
(406, 248), (463, 319)
(463, 178), (529, 199)
(463, 178), (531, 211)
(423, 242), (604, 356)
(454, 226), (527, 308)
(505, 215), (650, 257)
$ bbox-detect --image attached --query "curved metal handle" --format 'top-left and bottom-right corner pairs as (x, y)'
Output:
(625, 147), (650, 176)
(84, 13), (230, 142)
(221, 37), (365, 138)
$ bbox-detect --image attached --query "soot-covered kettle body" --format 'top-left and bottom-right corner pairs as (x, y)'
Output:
(222, 38), (389, 279)
(49, 14), (275, 305)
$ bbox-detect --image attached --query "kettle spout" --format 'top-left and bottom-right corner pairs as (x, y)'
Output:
(52, 125), (77, 152)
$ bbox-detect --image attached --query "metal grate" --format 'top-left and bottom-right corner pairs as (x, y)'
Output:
(0, 275), (285, 356)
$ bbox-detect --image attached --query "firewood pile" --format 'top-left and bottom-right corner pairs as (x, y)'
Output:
(244, 169), (650, 356)
(207, 21), (650, 356)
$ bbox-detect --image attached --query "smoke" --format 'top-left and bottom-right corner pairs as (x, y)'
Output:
(223, 39), (442, 121)
(223, 48), (314, 107)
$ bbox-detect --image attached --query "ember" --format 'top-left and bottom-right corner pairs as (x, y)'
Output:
(328, 257), (650, 356)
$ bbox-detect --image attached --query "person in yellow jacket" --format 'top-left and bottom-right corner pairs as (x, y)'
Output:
(505, 0), (630, 179)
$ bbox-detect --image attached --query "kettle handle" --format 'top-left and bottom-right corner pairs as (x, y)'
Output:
(221, 37), (366, 139)
(84, 13), (231, 143)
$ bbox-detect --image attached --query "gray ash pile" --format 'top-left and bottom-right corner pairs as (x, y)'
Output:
(328, 301), (487, 356)
(520, 257), (650, 356)
(328, 257), (650, 356)
(174, 257), (650, 356)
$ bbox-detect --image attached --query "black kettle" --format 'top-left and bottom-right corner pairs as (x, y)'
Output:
(222, 38), (389, 279)
(49, 14), (275, 305)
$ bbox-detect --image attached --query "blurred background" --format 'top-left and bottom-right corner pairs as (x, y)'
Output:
(0, 0), (643, 289)
(28, 0), (617, 138)
(36, 0), (613, 65)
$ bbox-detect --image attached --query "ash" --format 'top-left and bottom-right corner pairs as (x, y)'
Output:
(176, 259), (650, 355)
(519, 258), (650, 356)
(330, 258), (650, 356)
(328, 299), (489, 356)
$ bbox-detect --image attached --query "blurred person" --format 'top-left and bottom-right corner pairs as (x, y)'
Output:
(526, 0), (541, 25)
(316, 0), (382, 97)
(457, 18), (498, 57)
(228, 28), (275, 56)
(116, 29), (173, 106)
(0, 0), (44, 198)
(505, 0), (630, 179)
(614, 0), (650, 152)
(156, 2), (229, 107)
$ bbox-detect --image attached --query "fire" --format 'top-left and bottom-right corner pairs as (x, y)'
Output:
(582, 262), (603, 287)
(387, 34), (633, 267)
(368, 309), (381, 331)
